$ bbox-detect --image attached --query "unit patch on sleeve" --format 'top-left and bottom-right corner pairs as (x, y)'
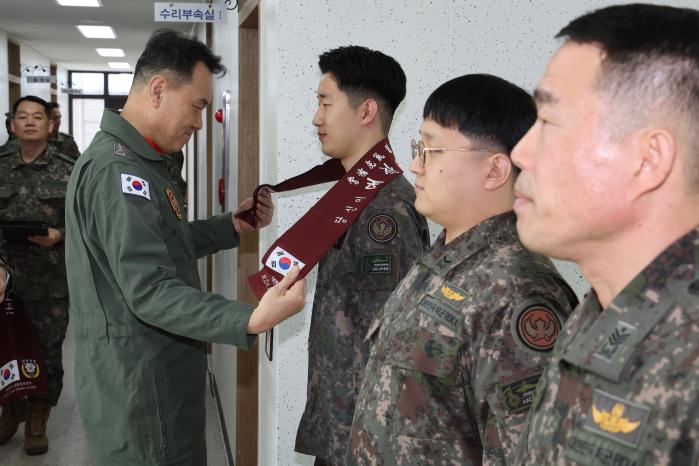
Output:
(368, 214), (397, 243)
(513, 304), (562, 352)
(265, 246), (305, 276)
(165, 187), (183, 220)
(120, 174), (151, 200)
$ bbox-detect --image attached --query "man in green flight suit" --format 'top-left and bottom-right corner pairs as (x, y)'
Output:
(64, 29), (306, 466)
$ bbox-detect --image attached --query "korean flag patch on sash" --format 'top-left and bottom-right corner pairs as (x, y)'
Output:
(265, 246), (305, 276)
(121, 174), (151, 200)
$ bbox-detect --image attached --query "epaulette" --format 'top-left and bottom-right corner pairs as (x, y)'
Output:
(54, 152), (76, 165)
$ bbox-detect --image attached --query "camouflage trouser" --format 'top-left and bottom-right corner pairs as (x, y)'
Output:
(23, 297), (69, 406)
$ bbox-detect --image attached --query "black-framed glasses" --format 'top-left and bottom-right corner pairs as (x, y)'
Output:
(411, 138), (492, 166)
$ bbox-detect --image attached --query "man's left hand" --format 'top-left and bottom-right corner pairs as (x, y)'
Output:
(233, 189), (274, 234)
(28, 227), (62, 247)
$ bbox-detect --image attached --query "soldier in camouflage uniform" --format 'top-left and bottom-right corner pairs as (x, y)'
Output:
(295, 46), (430, 465)
(48, 102), (80, 160)
(347, 74), (578, 466)
(0, 96), (74, 455)
(510, 5), (699, 466)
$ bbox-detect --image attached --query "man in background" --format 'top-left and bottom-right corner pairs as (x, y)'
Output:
(47, 102), (80, 160)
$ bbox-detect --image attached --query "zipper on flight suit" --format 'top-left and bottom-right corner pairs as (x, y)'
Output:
(152, 372), (169, 456)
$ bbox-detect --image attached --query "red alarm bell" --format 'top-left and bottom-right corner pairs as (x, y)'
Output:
(215, 108), (223, 123)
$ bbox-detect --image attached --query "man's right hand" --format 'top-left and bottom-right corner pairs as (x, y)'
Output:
(247, 266), (306, 334)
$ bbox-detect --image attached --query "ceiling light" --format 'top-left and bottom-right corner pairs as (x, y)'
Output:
(108, 62), (130, 70)
(76, 25), (116, 39)
(96, 48), (125, 57)
(56, 0), (102, 6)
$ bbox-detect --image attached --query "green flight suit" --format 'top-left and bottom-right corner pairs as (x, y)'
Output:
(65, 109), (256, 466)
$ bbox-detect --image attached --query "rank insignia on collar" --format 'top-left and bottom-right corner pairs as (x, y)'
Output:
(165, 187), (183, 220)
(584, 389), (650, 448)
(114, 142), (126, 157)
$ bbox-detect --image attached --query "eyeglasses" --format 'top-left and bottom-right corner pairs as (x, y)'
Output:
(411, 138), (492, 166)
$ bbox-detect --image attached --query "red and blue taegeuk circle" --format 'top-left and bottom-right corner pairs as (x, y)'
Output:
(279, 257), (292, 270)
(2, 368), (10, 380)
(131, 180), (143, 191)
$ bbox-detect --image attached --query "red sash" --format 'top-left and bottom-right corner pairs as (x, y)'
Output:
(242, 138), (402, 299)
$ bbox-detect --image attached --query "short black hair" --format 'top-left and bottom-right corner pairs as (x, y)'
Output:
(557, 4), (699, 135)
(47, 102), (60, 111)
(423, 74), (535, 156)
(319, 45), (406, 134)
(13, 95), (50, 118)
(134, 28), (226, 86)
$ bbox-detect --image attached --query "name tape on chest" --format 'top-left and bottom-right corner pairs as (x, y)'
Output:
(265, 246), (305, 276)
(121, 174), (151, 200)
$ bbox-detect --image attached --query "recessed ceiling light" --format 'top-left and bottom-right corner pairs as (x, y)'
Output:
(56, 0), (102, 6)
(96, 48), (125, 57)
(76, 25), (116, 39)
(108, 62), (130, 70)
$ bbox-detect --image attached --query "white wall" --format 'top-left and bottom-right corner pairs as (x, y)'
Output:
(209, 9), (241, 457)
(56, 65), (70, 133)
(256, 1), (698, 465)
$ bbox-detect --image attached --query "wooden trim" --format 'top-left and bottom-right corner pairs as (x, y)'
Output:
(206, 22), (214, 293)
(236, 5), (260, 465)
(238, 0), (258, 27)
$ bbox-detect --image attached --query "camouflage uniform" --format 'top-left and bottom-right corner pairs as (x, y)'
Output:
(49, 132), (80, 160)
(347, 211), (578, 466)
(0, 143), (74, 405)
(513, 227), (699, 466)
(295, 174), (430, 465)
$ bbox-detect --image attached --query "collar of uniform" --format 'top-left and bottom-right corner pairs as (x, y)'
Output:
(420, 210), (518, 275)
(8, 143), (52, 169)
(99, 109), (161, 162)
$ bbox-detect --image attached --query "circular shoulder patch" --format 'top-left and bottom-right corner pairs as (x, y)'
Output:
(514, 306), (562, 352)
(368, 214), (397, 243)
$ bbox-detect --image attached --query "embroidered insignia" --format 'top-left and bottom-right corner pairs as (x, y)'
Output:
(0, 360), (19, 389)
(114, 142), (126, 157)
(499, 372), (542, 413)
(20, 359), (39, 379)
(594, 321), (637, 362)
(165, 187), (183, 220)
(360, 254), (392, 274)
(265, 246), (305, 276)
(120, 174), (151, 200)
(515, 305), (561, 352)
(368, 214), (397, 243)
(417, 295), (461, 332)
(441, 284), (467, 302)
(583, 389), (650, 447)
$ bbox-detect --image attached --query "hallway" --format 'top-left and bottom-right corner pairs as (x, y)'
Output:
(0, 323), (229, 466)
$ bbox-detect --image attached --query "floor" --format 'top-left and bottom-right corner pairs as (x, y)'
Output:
(0, 324), (229, 466)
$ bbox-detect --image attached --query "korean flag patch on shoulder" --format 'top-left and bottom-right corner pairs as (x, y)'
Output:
(121, 174), (151, 200)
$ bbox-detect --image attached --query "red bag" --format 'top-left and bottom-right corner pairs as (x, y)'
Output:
(0, 292), (48, 402)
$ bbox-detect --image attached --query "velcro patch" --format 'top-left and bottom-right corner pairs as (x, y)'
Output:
(565, 427), (646, 466)
(514, 305), (561, 352)
(359, 254), (392, 274)
(165, 187), (183, 220)
(121, 174), (151, 200)
(368, 214), (397, 243)
(594, 321), (638, 362)
(265, 246), (305, 276)
(417, 295), (461, 332)
(114, 142), (127, 157)
(499, 372), (542, 414)
(583, 389), (650, 448)
(440, 282), (469, 302)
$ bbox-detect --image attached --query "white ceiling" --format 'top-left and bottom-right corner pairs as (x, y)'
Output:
(0, 0), (201, 72)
